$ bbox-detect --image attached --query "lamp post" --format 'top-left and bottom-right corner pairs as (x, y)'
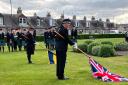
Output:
(10, 0), (12, 16)
(10, 0), (13, 31)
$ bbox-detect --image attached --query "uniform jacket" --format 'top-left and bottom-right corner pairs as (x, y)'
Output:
(55, 25), (74, 51)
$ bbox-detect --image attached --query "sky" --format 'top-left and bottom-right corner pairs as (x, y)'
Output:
(0, 0), (128, 24)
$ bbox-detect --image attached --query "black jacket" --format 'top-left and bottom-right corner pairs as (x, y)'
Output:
(55, 25), (74, 51)
(125, 31), (128, 42)
(26, 32), (35, 55)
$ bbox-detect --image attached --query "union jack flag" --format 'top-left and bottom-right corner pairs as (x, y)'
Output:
(89, 57), (128, 82)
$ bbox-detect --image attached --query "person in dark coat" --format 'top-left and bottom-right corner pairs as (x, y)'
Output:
(125, 31), (128, 42)
(17, 32), (22, 51)
(53, 19), (77, 80)
(6, 32), (12, 52)
(33, 30), (36, 40)
(44, 29), (49, 48)
(0, 32), (5, 52)
(10, 32), (15, 52)
(71, 26), (78, 43)
(25, 30), (35, 64)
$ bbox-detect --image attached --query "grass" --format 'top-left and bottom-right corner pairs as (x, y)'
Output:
(0, 38), (128, 85)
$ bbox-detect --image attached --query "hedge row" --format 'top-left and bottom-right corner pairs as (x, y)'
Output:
(35, 34), (124, 41)
(77, 34), (124, 39)
(74, 40), (116, 57)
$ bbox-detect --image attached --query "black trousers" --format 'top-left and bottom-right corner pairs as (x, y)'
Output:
(27, 54), (32, 63)
(56, 50), (67, 78)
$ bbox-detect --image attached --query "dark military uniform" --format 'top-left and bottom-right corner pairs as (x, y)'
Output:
(44, 31), (49, 48)
(10, 33), (15, 52)
(55, 25), (74, 79)
(71, 28), (77, 42)
(0, 32), (5, 52)
(125, 31), (128, 42)
(25, 31), (35, 63)
(6, 32), (11, 52)
(17, 32), (22, 51)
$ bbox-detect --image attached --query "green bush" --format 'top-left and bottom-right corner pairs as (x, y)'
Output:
(92, 46), (101, 56)
(115, 42), (128, 51)
(98, 44), (115, 57)
(84, 40), (94, 45)
(87, 42), (100, 54)
(73, 43), (88, 53)
(101, 41), (113, 46)
(36, 36), (44, 42)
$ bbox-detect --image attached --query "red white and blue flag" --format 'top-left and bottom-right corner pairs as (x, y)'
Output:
(89, 57), (128, 82)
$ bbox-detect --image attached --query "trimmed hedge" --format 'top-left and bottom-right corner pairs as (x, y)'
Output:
(77, 34), (124, 39)
(101, 41), (113, 46)
(73, 43), (88, 53)
(84, 40), (94, 45)
(98, 44), (115, 57)
(87, 42), (100, 54)
(115, 42), (128, 51)
(92, 46), (101, 56)
(35, 36), (44, 42)
(35, 34), (124, 41)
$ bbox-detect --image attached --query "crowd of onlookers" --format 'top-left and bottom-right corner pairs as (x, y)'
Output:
(0, 27), (78, 53)
(0, 28), (36, 52)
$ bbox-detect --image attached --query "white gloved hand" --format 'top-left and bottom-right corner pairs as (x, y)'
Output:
(73, 43), (78, 49)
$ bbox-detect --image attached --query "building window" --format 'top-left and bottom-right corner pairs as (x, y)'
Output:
(19, 18), (22, 23)
(19, 18), (27, 27)
(0, 17), (3, 25)
(37, 19), (40, 26)
(23, 18), (26, 23)
(19, 18), (26, 24)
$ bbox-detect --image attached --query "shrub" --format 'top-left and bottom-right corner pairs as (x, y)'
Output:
(84, 40), (94, 45)
(87, 42), (100, 54)
(101, 41), (113, 46)
(36, 36), (44, 42)
(115, 42), (128, 51)
(98, 44), (115, 57)
(92, 46), (101, 56)
(73, 43), (88, 53)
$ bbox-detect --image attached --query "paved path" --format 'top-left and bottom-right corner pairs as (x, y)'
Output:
(116, 51), (128, 56)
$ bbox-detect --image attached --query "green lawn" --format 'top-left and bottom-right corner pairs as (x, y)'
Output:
(0, 38), (128, 85)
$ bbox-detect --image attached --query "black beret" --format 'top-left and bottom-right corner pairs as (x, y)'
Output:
(62, 19), (71, 24)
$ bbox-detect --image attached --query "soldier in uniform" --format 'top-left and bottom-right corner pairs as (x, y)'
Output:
(10, 31), (15, 52)
(125, 31), (128, 42)
(53, 19), (77, 80)
(25, 29), (35, 64)
(0, 30), (5, 52)
(17, 32), (22, 51)
(44, 29), (49, 48)
(6, 32), (11, 52)
(47, 27), (56, 64)
(71, 26), (78, 43)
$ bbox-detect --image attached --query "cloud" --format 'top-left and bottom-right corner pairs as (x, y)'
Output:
(0, 0), (128, 23)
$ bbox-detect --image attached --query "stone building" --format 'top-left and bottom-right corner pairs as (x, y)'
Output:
(0, 7), (117, 35)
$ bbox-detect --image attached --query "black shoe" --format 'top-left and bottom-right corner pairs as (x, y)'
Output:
(28, 61), (33, 64)
(58, 77), (69, 80)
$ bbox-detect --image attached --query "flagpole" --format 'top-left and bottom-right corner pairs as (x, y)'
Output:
(10, 0), (13, 31)
(77, 48), (91, 58)
(10, 0), (12, 16)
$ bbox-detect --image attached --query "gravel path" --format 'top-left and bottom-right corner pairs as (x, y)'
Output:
(116, 51), (128, 56)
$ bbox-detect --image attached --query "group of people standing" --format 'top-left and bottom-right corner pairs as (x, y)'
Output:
(1, 19), (79, 80)
(0, 28), (36, 64)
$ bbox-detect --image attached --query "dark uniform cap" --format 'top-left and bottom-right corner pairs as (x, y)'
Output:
(62, 19), (71, 24)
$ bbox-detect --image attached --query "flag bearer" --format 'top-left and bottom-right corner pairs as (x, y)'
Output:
(53, 19), (78, 80)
